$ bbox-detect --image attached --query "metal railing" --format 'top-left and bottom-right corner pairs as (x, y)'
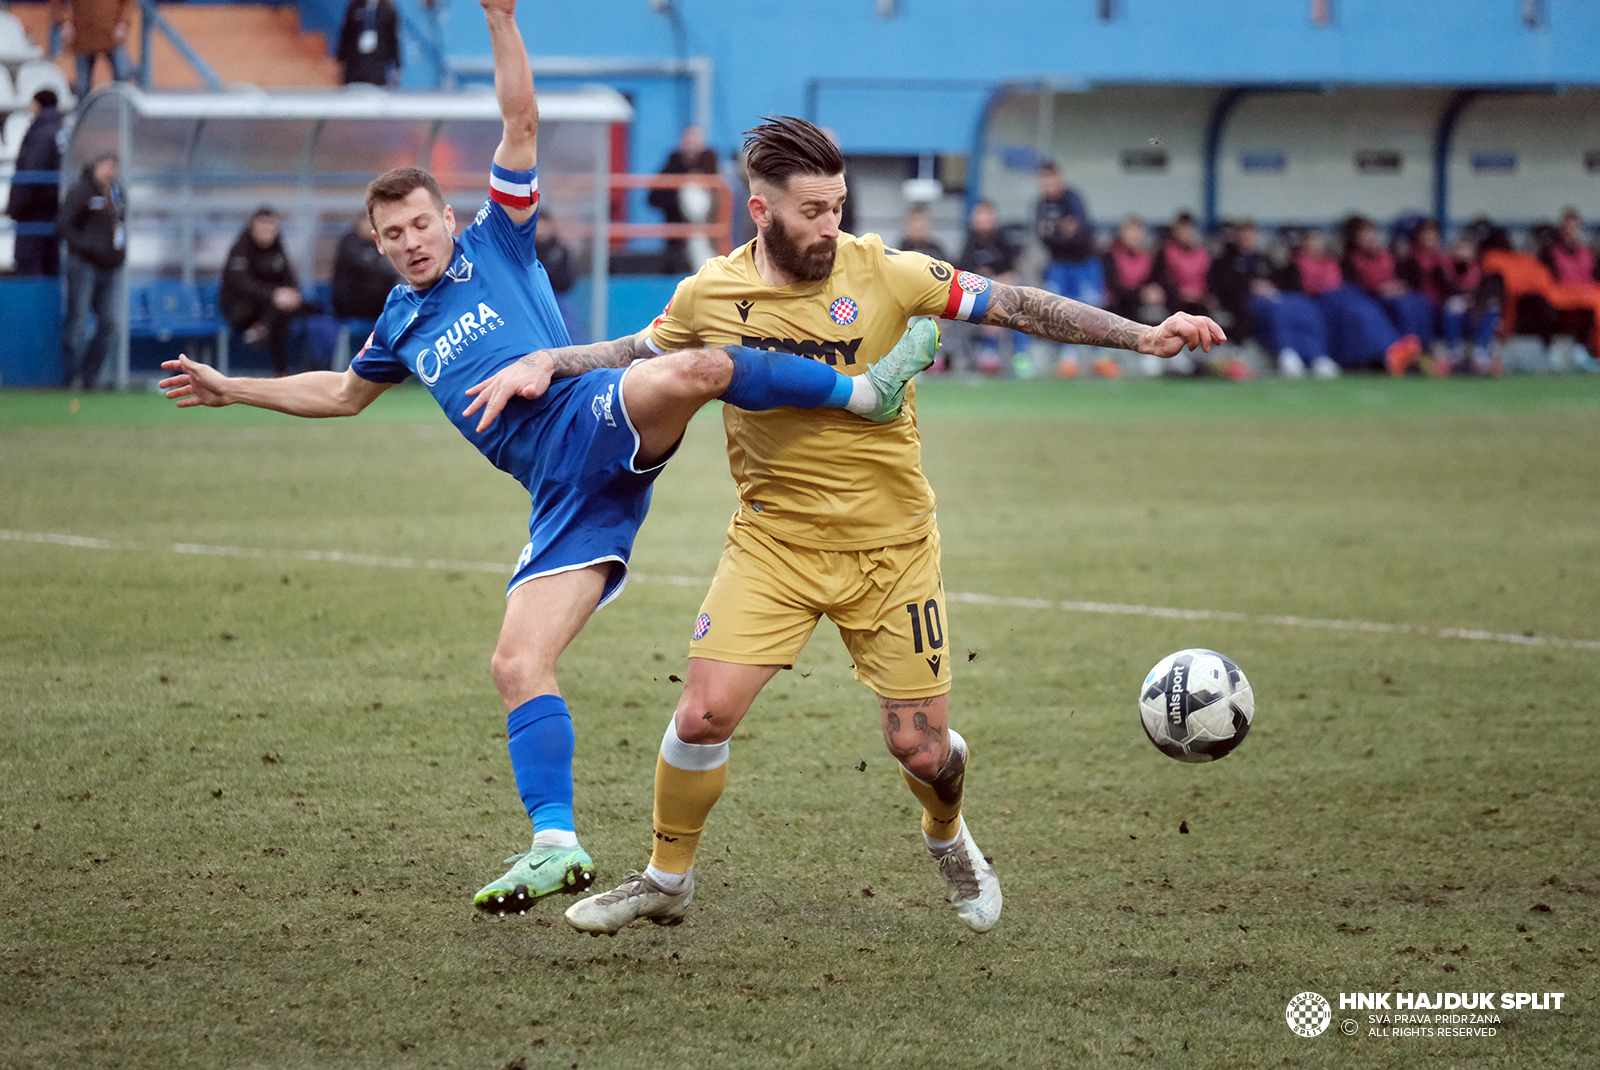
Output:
(136, 0), (225, 91)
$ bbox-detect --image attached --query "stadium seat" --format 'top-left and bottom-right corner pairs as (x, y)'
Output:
(0, 12), (42, 64)
(14, 60), (72, 111)
(0, 109), (32, 164)
(130, 280), (231, 369)
(0, 67), (18, 112)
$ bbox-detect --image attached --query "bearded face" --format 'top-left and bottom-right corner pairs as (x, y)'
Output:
(762, 204), (838, 282)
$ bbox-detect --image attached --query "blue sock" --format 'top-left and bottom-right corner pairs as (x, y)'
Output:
(505, 694), (575, 833)
(719, 345), (854, 411)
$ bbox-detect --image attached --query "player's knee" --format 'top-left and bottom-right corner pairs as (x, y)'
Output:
(672, 687), (738, 744)
(891, 742), (946, 782)
(490, 645), (555, 707)
(663, 347), (732, 400)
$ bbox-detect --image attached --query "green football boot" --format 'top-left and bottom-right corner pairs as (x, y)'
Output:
(473, 844), (596, 915)
(862, 318), (941, 422)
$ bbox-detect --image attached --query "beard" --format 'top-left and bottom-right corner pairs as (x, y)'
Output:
(763, 213), (836, 282)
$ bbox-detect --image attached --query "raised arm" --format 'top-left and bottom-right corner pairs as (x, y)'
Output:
(159, 354), (393, 417)
(982, 281), (1226, 357)
(462, 331), (655, 432)
(483, 0), (538, 223)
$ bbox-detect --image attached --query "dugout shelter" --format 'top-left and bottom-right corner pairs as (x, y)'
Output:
(65, 82), (633, 389)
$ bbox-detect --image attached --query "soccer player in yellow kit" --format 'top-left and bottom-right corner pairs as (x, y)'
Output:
(468, 117), (1224, 934)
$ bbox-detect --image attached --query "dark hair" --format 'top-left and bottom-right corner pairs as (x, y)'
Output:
(32, 89), (57, 109)
(1037, 160), (1060, 175)
(1479, 226), (1512, 253)
(249, 206), (279, 223)
(365, 166), (445, 223)
(742, 116), (843, 188)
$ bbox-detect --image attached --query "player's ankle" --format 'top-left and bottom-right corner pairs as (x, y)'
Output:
(644, 864), (692, 893)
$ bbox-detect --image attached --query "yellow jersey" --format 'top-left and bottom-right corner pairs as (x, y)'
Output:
(644, 232), (994, 551)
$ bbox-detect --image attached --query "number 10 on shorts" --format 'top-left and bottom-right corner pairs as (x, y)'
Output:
(905, 599), (945, 654)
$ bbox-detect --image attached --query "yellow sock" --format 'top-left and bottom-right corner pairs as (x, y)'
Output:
(899, 728), (967, 842)
(648, 723), (729, 874)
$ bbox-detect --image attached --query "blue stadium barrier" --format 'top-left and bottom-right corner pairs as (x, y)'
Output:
(0, 277), (63, 387)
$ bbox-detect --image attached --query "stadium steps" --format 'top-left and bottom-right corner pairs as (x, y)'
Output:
(8, 3), (338, 91)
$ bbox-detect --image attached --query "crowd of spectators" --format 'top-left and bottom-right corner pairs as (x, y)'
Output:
(922, 160), (1600, 379)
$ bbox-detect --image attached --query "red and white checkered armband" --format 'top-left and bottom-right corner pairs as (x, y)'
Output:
(489, 162), (538, 210)
(941, 270), (994, 323)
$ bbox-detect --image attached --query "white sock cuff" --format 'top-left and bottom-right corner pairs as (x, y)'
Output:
(924, 818), (965, 853)
(660, 718), (730, 772)
(645, 864), (693, 892)
(844, 375), (877, 415)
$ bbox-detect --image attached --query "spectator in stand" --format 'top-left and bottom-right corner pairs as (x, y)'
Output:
(50, 0), (133, 98)
(57, 152), (125, 390)
(331, 211), (401, 331)
(535, 209), (585, 345)
(1434, 234), (1501, 375)
(1034, 160), (1103, 306)
(1296, 224), (1416, 376)
(1209, 221), (1332, 379)
(221, 208), (305, 378)
(1207, 220), (1273, 340)
(6, 90), (64, 277)
(1537, 210), (1600, 354)
(336, 0), (402, 87)
(1398, 218), (1446, 309)
(957, 198), (1028, 375)
(1341, 215), (1431, 374)
(1154, 212), (1213, 317)
(1285, 228), (1342, 297)
(898, 205), (947, 260)
(1539, 209), (1595, 286)
(1102, 215), (1164, 324)
(648, 124), (720, 275)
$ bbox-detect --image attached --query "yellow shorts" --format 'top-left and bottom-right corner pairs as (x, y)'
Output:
(687, 517), (952, 699)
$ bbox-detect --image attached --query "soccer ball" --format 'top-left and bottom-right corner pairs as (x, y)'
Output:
(1138, 648), (1254, 763)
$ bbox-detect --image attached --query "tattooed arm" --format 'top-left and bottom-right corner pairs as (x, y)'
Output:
(462, 330), (656, 432)
(982, 282), (1226, 357)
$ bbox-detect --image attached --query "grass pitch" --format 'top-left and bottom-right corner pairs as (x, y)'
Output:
(2, 376), (1597, 1069)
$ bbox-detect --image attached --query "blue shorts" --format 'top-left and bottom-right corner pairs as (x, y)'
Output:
(503, 365), (673, 609)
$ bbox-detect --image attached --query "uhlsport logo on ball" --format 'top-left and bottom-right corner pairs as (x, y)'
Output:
(1286, 991), (1333, 1037)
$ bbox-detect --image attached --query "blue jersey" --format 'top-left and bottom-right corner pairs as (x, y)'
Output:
(350, 186), (573, 481)
(350, 171), (667, 609)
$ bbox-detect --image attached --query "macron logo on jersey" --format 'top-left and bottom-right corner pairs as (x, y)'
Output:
(415, 302), (504, 385)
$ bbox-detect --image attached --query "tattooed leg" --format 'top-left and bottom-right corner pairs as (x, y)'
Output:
(883, 693), (967, 842)
(879, 694), (949, 781)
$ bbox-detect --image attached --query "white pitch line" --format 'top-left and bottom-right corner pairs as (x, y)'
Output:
(5, 528), (1597, 652)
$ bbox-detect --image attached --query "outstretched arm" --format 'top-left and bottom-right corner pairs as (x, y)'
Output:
(159, 354), (393, 417)
(483, 0), (537, 223)
(982, 282), (1226, 357)
(462, 331), (655, 432)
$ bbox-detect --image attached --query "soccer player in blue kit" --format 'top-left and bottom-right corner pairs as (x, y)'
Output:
(159, 0), (936, 915)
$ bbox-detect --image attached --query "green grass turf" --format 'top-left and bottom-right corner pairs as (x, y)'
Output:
(1, 378), (1597, 1069)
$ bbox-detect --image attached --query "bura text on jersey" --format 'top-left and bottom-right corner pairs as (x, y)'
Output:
(415, 303), (504, 384)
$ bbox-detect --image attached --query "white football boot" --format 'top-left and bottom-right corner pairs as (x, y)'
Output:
(564, 870), (693, 935)
(931, 818), (1002, 933)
